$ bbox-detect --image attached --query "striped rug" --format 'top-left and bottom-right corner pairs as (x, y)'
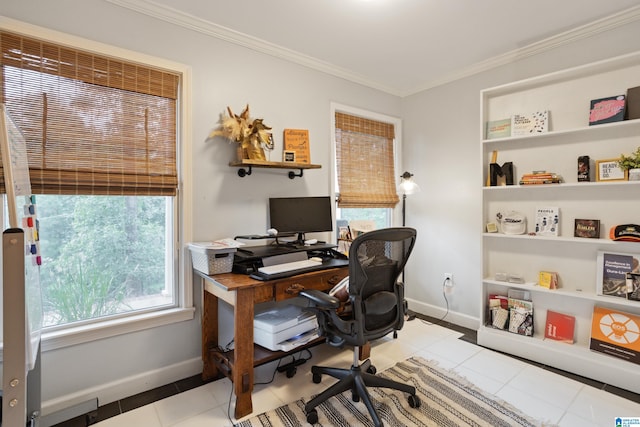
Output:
(237, 356), (556, 426)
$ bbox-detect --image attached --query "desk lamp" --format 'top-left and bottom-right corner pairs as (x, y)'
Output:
(398, 171), (420, 227)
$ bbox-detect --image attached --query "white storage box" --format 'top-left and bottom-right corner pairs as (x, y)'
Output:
(188, 242), (236, 275)
(254, 304), (318, 351)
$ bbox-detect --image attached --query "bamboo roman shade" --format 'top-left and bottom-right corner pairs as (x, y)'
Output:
(0, 31), (179, 195)
(335, 112), (399, 208)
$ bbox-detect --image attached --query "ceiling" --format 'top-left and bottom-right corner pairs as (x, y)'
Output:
(109, 0), (640, 96)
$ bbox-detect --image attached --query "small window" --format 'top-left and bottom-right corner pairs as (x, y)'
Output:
(333, 108), (400, 232)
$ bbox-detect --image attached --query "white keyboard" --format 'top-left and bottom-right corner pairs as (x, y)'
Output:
(258, 259), (322, 275)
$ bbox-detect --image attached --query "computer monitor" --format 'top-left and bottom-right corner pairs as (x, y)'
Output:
(269, 196), (333, 245)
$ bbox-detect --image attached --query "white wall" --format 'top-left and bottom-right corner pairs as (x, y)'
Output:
(401, 18), (640, 328)
(1, 0), (401, 413)
(2, 0), (640, 414)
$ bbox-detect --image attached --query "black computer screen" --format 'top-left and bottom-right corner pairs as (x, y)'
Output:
(268, 196), (333, 238)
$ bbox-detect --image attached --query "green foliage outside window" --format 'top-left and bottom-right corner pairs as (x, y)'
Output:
(36, 195), (170, 327)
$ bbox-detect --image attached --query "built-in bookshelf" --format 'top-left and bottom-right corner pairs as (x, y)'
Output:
(480, 51), (640, 393)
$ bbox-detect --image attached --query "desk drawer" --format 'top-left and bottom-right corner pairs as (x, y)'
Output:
(274, 268), (349, 301)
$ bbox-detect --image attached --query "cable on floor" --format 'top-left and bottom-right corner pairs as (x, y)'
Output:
(226, 347), (313, 426)
(406, 277), (450, 326)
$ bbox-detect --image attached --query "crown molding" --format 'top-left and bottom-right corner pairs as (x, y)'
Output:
(404, 5), (640, 96)
(106, 0), (640, 98)
(104, 0), (400, 95)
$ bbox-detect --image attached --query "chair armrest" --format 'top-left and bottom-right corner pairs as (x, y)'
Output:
(299, 289), (341, 309)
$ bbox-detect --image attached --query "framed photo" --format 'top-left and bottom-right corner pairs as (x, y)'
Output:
(282, 150), (296, 163)
(486, 222), (498, 233)
(596, 158), (627, 182)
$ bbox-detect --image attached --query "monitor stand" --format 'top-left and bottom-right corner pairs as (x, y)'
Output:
(274, 232), (306, 248)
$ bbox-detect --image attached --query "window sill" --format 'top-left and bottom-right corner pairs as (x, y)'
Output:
(40, 307), (196, 352)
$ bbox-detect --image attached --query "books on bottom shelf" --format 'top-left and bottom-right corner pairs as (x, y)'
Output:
(590, 306), (640, 365)
(544, 310), (575, 344)
(488, 293), (533, 337)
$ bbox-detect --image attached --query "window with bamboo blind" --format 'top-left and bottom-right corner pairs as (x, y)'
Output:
(0, 30), (179, 195)
(335, 112), (399, 208)
(0, 29), (183, 329)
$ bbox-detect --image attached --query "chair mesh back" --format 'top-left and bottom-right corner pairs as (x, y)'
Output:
(349, 228), (416, 335)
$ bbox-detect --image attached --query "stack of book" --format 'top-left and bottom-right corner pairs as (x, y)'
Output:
(519, 172), (562, 185)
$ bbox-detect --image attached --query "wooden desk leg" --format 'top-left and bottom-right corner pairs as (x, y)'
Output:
(233, 286), (255, 419)
(201, 281), (219, 380)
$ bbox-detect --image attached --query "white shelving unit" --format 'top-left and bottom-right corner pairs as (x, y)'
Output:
(479, 51), (640, 393)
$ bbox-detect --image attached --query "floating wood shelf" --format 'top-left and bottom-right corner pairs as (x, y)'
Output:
(229, 159), (321, 179)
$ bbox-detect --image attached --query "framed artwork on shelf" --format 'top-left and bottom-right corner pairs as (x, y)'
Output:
(283, 150), (296, 163)
(596, 158), (627, 182)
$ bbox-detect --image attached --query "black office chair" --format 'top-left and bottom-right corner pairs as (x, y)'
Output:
(299, 227), (420, 427)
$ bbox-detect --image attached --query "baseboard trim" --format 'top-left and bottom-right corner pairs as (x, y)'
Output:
(406, 298), (480, 331)
(41, 357), (202, 417)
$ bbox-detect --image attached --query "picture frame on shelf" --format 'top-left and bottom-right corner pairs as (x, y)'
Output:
(283, 150), (296, 163)
(596, 158), (627, 182)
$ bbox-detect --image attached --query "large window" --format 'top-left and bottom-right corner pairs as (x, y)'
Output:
(333, 106), (400, 231)
(1, 29), (185, 332)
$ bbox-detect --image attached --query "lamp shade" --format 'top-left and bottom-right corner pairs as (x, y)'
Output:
(398, 171), (420, 195)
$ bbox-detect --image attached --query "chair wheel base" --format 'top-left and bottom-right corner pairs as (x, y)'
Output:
(306, 409), (318, 424)
(408, 394), (421, 408)
(312, 373), (322, 383)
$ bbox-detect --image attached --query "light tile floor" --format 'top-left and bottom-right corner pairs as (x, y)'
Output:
(93, 319), (640, 427)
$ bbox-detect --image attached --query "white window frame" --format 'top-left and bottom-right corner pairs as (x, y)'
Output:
(329, 102), (404, 234)
(0, 17), (194, 352)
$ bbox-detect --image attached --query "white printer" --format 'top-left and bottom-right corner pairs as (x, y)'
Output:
(254, 303), (319, 352)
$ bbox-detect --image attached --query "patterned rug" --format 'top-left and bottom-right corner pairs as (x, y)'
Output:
(237, 356), (556, 427)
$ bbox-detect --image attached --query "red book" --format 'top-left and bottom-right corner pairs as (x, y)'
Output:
(544, 310), (575, 343)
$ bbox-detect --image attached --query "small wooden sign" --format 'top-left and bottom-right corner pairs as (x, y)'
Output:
(596, 158), (627, 182)
(283, 129), (310, 164)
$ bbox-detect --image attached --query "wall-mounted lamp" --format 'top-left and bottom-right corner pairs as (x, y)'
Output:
(398, 171), (420, 227)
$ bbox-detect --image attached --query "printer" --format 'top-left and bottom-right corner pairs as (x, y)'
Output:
(253, 302), (319, 352)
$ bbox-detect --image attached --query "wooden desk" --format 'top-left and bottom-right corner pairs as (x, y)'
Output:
(196, 266), (348, 419)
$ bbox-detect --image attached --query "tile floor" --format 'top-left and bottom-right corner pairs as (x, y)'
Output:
(57, 315), (640, 427)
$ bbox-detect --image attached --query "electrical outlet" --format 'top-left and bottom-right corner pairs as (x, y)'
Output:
(444, 273), (453, 287)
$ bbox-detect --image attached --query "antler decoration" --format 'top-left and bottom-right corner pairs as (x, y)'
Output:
(209, 104), (273, 160)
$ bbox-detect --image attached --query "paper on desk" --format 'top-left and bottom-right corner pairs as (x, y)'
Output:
(190, 238), (245, 249)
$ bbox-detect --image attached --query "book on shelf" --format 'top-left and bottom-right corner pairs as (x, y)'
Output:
(626, 86), (640, 120)
(589, 95), (626, 126)
(507, 297), (533, 336)
(544, 310), (575, 343)
(596, 251), (640, 299)
(519, 172), (561, 185)
(488, 294), (509, 330)
(510, 111), (548, 136)
(574, 219), (600, 239)
(627, 273), (640, 301)
(534, 207), (559, 236)
(283, 129), (310, 164)
(590, 306), (640, 365)
(486, 118), (511, 139)
(538, 271), (558, 289)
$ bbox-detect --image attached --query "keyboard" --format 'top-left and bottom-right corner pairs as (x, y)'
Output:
(258, 259), (322, 275)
